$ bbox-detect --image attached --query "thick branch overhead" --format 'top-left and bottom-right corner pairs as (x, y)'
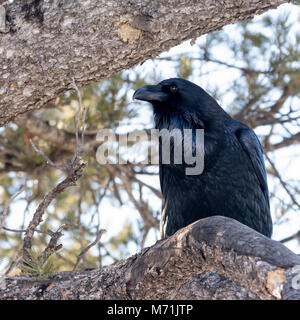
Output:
(0, 0), (289, 125)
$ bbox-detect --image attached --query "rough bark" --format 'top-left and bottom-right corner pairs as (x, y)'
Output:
(0, 0), (289, 126)
(1, 216), (300, 300)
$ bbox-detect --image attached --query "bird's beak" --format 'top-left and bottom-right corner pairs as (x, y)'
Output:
(133, 85), (169, 102)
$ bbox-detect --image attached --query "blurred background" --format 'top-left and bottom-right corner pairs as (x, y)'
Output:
(0, 2), (299, 273)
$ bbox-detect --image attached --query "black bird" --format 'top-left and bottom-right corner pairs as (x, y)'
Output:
(133, 78), (273, 238)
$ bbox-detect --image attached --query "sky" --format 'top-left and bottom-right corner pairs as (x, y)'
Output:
(89, 2), (300, 263)
(1, 2), (300, 270)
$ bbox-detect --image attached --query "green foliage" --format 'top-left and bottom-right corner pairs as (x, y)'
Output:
(21, 250), (58, 281)
(177, 57), (193, 79)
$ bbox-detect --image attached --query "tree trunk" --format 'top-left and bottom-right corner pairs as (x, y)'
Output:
(1, 216), (300, 300)
(0, 0), (289, 125)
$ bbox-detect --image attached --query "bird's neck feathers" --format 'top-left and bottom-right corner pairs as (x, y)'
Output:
(153, 103), (231, 132)
(154, 109), (192, 130)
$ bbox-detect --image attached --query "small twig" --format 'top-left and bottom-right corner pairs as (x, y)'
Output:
(29, 78), (87, 174)
(81, 107), (87, 147)
(72, 229), (106, 273)
(19, 78), (88, 273)
(3, 250), (23, 277)
(141, 227), (150, 249)
(72, 77), (82, 152)
(22, 163), (87, 261)
(38, 226), (65, 265)
(266, 154), (300, 210)
(56, 252), (75, 267)
(0, 185), (26, 231)
(68, 78), (86, 171)
(2, 226), (54, 236)
(29, 139), (65, 171)
(106, 165), (159, 229)
(77, 193), (87, 267)
(280, 230), (300, 244)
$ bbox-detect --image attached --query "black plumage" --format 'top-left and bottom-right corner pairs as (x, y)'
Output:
(133, 78), (273, 238)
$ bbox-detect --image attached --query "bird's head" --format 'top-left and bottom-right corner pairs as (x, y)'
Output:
(133, 78), (229, 127)
(133, 78), (197, 107)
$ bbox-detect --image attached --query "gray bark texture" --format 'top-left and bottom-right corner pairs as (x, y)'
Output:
(1, 216), (300, 300)
(0, 0), (289, 125)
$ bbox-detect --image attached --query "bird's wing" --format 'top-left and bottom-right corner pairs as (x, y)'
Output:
(235, 127), (269, 206)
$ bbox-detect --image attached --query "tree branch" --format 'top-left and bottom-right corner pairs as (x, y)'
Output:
(22, 162), (87, 256)
(1, 216), (300, 300)
(72, 229), (106, 273)
(0, 0), (288, 125)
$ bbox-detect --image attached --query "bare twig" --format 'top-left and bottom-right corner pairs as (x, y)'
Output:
(72, 229), (106, 272)
(77, 192), (87, 267)
(38, 227), (65, 265)
(0, 78), (89, 276)
(118, 165), (162, 199)
(0, 185), (26, 231)
(68, 78), (87, 171)
(265, 132), (300, 152)
(81, 107), (87, 147)
(22, 162), (87, 261)
(280, 231), (300, 244)
(2, 226), (53, 236)
(28, 78), (87, 174)
(266, 154), (300, 210)
(141, 227), (150, 249)
(29, 139), (65, 171)
(56, 252), (76, 267)
(3, 224), (63, 274)
(106, 164), (159, 229)
(72, 77), (82, 153)
(3, 249), (23, 277)
(22, 78), (88, 256)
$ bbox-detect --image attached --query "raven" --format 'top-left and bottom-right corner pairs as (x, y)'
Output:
(133, 78), (273, 238)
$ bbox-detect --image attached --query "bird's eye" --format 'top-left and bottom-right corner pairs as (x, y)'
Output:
(169, 85), (178, 94)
